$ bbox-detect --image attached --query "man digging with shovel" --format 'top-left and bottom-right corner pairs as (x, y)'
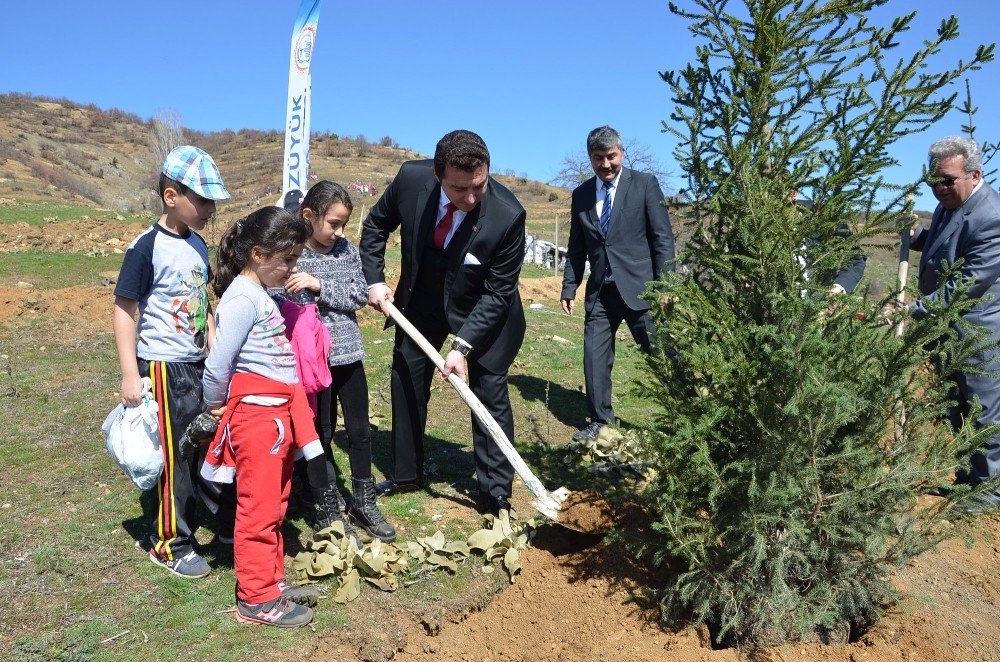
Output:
(360, 130), (527, 517)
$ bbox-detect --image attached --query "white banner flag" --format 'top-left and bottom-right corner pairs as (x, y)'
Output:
(279, 0), (321, 207)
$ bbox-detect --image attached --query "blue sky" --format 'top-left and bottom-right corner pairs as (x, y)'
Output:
(1, 0), (995, 210)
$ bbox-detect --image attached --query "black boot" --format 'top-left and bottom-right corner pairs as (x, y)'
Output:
(349, 477), (397, 542)
(311, 486), (361, 546)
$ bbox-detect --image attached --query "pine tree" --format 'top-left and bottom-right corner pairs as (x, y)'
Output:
(639, 0), (996, 648)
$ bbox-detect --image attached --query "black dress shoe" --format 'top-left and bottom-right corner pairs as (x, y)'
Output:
(489, 495), (513, 517)
(572, 422), (604, 442)
(951, 493), (1000, 516)
(474, 491), (492, 515)
(374, 479), (422, 497)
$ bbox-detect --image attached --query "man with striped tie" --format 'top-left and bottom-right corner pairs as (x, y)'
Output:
(561, 126), (676, 442)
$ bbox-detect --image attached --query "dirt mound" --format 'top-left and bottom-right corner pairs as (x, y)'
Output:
(519, 276), (564, 303)
(554, 491), (616, 534)
(357, 501), (1000, 661)
(0, 218), (148, 254)
(396, 499), (709, 662)
(1, 284), (114, 332)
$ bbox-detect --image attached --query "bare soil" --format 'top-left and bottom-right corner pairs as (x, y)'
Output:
(304, 495), (1000, 662)
(0, 217), (147, 253)
(519, 276), (566, 303)
(0, 284), (114, 333)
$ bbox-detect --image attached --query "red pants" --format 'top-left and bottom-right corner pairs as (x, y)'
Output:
(229, 400), (297, 604)
(201, 373), (322, 604)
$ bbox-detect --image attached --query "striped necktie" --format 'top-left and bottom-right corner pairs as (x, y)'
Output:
(599, 181), (612, 236)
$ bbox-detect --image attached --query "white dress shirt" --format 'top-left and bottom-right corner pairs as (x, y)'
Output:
(594, 171), (621, 220)
(436, 190), (468, 248)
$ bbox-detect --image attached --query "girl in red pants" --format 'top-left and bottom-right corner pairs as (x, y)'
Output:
(200, 206), (328, 628)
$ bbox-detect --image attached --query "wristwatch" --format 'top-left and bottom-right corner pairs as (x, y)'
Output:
(450, 339), (472, 357)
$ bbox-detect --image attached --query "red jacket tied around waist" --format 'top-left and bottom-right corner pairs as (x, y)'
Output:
(200, 372), (323, 484)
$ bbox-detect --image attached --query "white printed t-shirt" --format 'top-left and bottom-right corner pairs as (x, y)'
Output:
(115, 223), (212, 362)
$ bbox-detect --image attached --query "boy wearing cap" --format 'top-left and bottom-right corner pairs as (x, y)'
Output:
(113, 146), (230, 578)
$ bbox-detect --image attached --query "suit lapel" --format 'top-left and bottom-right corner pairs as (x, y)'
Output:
(412, 182), (439, 268)
(924, 208), (960, 260)
(583, 177), (602, 235)
(923, 184), (990, 261)
(450, 203), (482, 265)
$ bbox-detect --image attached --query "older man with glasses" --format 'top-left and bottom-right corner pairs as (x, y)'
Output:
(911, 135), (1000, 513)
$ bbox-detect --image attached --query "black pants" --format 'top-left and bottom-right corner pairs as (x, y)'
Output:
(315, 360), (373, 480)
(389, 298), (515, 499)
(137, 359), (204, 559)
(583, 282), (655, 425)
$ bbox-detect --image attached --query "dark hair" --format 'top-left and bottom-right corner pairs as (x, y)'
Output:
(586, 126), (623, 155)
(300, 180), (354, 220)
(213, 206), (310, 296)
(433, 130), (490, 177)
(158, 173), (188, 205)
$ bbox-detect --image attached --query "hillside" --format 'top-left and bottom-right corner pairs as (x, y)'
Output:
(0, 92), (571, 239)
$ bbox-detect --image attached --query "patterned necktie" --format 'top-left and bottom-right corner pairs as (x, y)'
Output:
(599, 181), (613, 236)
(433, 202), (457, 250)
(926, 208), (953, 249)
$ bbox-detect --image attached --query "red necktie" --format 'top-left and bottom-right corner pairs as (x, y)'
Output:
(433, 202), (457, 250)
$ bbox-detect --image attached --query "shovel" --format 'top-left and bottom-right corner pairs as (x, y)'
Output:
(893, 197), (914, 443)
(896, 196), (913, 338)
(381, 300), (571, 523)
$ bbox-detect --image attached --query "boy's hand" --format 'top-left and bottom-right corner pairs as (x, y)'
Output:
(209, 405), (226, 418)
(285, 273), (321, 294)
(120, 374), (145, 407)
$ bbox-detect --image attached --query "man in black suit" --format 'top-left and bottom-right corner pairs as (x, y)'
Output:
(360, 130), (526, 515)
(561, 126), (675, 441)
(790, 184), (866, 295)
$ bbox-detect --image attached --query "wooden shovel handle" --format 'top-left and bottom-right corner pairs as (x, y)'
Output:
(381, 300), (561, 512)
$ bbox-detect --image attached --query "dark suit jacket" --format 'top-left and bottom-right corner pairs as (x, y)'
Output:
(796, 198), (866, 293)
(360, 159), (526, 373)
(827, 237), (866, 293)
(561, 168), (675, 312)
(911, 183), (1000, 347)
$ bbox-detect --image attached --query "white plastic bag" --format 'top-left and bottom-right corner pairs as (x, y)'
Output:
(102, 377), (164, 490)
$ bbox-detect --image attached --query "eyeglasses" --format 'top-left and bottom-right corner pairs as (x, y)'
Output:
(926, 174), (971, 188)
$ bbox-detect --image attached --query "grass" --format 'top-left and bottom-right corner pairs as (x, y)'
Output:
(0, 200), (149, 226)
(0, 246), (651, 658)
(0, 251), (124, 288)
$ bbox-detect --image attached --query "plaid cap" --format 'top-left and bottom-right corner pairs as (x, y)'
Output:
(162, 146), (230, 201)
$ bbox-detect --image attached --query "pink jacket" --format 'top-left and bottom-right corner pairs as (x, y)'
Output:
(280, 299), (332, 413)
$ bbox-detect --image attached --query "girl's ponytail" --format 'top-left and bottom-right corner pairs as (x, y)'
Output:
(213, 207), (311, 296)
(213, 217), (246, 296)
